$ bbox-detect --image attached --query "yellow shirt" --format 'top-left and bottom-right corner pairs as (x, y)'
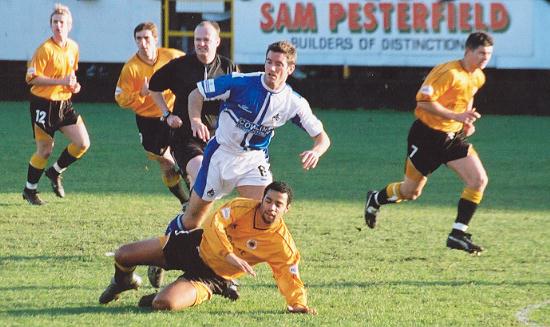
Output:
(200, 198), (308, 308)
(415, 60), (485, 132)
(26, 38), (79, 101)
(115, 48), (184, 117)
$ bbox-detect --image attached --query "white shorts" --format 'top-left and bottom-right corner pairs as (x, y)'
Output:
(194, 139), (272, 201)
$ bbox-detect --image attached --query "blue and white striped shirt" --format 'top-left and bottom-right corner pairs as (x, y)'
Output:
(197, 72), (324, 152)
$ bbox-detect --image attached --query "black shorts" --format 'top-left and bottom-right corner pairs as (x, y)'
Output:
(135, 115), (171, 156)
(163, 229), (232, 296)
(170, 131), (207, 172)
(407, 119), (471, 176)
(29, 94), (80, 138)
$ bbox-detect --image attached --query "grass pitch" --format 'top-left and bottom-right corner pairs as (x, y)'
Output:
(0, 101), (549, 326)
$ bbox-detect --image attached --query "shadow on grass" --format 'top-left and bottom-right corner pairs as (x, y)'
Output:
(0, 255), (90, 264)
(0, 202), (20, 207)
(0, 285), (99, 292)
(245, 279), (550, 289)
(3, 305), (147, 317)
(2, 305), (281, 317)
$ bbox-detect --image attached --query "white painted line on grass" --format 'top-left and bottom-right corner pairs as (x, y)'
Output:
(516, 299), (550, 327)
(105, 252), (115, 257)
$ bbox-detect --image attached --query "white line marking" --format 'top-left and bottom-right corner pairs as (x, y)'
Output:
(105, 252), (115, 257)
(516, 299), (550, 326)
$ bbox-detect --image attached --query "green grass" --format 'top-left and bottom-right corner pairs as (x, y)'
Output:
(1, 101), (549, 326)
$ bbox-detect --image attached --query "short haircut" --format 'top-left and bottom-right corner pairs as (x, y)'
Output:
(263, 181), (293, 206)
(50, 3), (72, 26)
(134, 22), (158, 39)
(465, 32), (494, 50)
(195, 21), (221, 37)
(266, 41), (297, 65)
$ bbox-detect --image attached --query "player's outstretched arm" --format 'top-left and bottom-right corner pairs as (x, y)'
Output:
(225, 253), (256, 276)
(417, 101), (480, 124)
(188, 88), (210, 141)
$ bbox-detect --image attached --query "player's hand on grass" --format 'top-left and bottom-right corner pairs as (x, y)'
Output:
(287, 305), (317, 315)
(225, 253), (256, 277)
(300, 150), (320, 170)
(190, 118), (210, 142)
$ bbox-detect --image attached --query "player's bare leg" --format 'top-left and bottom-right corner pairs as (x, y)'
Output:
(115, 238), (167, 268)
(60, 120), (91, 153)
(447, 154), (488, 193)
(446, 153), (488, 254)
(35, 136), (55, 159)
(236, 185), (266, 200)
(45, 120), (90, 197)
(364, 159), (427, 228)
(146, 150), (188, 288)
(182, 191), (214, 230)
(148, 279), (200, 311)
(149, 156), (204, 288)
(157, 149), (188, 204)
(22, 130), (54, 205)
(99, 238), (167, 304)
(186, 155), (203, 187)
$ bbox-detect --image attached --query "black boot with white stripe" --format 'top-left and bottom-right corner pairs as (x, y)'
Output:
(447, 231), (483, 255)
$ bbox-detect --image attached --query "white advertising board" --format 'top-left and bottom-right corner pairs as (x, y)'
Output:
(234, 0), (550, 69)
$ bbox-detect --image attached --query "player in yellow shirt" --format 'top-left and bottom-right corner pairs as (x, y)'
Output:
(22, 4), (90, 205)
(115, 22), (188, 204)
(363, 32), (494, 255)
(99, 181), (316, 314)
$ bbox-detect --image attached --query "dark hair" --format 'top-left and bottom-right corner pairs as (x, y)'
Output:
(465, 31), (494, 50)
(266, 41), (297, 65)
(263, 181), (293, 206)
(134, 22), (158, 39)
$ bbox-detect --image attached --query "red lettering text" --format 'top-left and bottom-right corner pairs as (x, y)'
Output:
(491, 3), (510, 31)
(397, 2), (410, 32)
(329, 2), (346, 32)
(413, 3), (428, 32)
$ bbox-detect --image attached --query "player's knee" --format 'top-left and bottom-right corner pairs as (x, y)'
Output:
(77, 139), (91, 153)
(37, 148), (53, 159)
(82, 140), (91, 152)
(469, 174), (488, 191)
(407, 192), (422, 201)
(152, 297), (178, 311)
(479, 174), (488, 190)
(114, 245), (133, 266)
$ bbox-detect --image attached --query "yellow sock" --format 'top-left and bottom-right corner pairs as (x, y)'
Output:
(385, 182), (403, 203)
(461, 188), (483, 204)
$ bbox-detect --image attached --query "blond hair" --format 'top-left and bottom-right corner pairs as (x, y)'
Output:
(50, 3), (72, 26)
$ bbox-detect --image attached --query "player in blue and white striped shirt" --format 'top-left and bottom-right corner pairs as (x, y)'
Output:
(179, 40), (330, 231)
